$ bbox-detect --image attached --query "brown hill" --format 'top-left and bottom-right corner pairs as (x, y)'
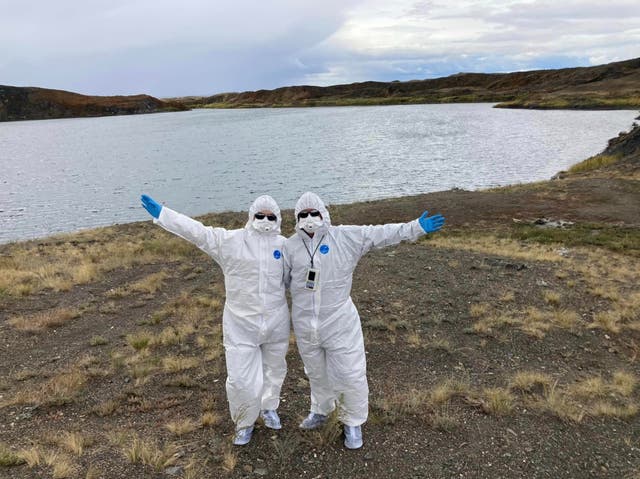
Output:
(175, 57), (640, 109)
(0, 85), (188, 122)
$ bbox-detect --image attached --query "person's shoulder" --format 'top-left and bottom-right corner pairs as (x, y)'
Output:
(334, 224), (361, 235)
(220, 227), (245, 240)
(284, 232), (303, 245)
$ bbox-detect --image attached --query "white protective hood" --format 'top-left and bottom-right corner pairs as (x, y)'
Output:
(245, 194), (282, 235)
(294, 192), (331, 237)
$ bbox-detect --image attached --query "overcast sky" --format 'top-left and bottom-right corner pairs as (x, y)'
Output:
(1, 0), (639, 98)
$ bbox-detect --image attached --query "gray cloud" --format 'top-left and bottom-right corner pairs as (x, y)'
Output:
(0, 0), (638, 96)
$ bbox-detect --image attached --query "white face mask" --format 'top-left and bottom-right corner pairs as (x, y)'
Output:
(253, 218), (274, 233)
(300, 217), (323, 233)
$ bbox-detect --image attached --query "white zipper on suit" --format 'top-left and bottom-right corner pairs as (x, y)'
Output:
(258, 235), (267, 340)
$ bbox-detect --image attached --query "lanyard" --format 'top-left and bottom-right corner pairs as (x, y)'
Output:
(302, 234), (325, 268)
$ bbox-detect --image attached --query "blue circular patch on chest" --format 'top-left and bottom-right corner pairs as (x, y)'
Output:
(319, 244), (330, 254)
(273, 249), (282, 260)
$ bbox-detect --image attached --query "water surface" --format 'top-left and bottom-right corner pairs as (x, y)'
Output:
(0, 104), (636, 243)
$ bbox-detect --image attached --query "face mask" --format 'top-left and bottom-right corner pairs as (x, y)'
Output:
(253, 218), (273, 233)
(300, 217), (323, 233)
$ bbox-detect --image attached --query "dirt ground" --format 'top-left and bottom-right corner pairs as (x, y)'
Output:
(1, 172), (639, 479)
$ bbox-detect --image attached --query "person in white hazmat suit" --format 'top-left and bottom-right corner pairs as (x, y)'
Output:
(283, 192), (445, 449)
(140, 194), (290, 446)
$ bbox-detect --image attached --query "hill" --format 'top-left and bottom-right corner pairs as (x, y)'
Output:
(0, 124), (639, 478)
(174, 57), (640, 109)
(0, 85), (188, 122)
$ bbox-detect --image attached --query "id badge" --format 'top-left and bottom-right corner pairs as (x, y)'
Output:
(305, 268), (319, 291)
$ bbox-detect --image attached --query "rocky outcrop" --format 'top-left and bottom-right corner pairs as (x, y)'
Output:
(603, 120), (640, 159)
(0, 86), (188, 122)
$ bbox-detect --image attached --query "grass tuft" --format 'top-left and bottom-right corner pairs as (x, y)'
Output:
(8, 308), (80, 332)
(0, 443), (25, 467)
(165, 418), (198, 437)
(123, 435), (179, 471)
(482, 388), (514, 415)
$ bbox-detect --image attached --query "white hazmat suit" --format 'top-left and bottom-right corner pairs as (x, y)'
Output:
(154, 195), (290, 430)
(284, 192), (426, 427)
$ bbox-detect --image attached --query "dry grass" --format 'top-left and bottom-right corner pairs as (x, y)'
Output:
(123, 435), (179, 471)
(499, 291), (515, 302)
(570, 376), (609, 398)
(0, 442), (25, 466)
(0, 228), (196, 297)
(201, 411), (222, 427)
(550, 309), (580, 328)
(555, 269), (569, 280)
(92, 399), (119, 417)
(165, 418), (199, 436)
(8, 308), (80, 332)
(89, 335), (108, 346)
(430, 403), (459, 432)
(221, 447), (238, 473)
(473, 305), (581, 339)
(7, 369), (87, 407)
(427, 234), (565, 263)
(482, 388), (515, 415)
(537, 382), (585, 423)
(182, 455), (207, 479)
(162, 356), (200, 373)
(590, 402), (639, 419)
(510, 371), (553, 393)
(85, 465), (101, 479)
(612, 371), (637, 396)
(130, 271), (169, 294)
(60, 432), (93, 456)
(469, 302), (490, 318)
(406, 332), (422, 347)
(588, 311), (622, 334)
(430, 378), (473, 405)
(542, 290), (561, 305)
(472, 313), (519, 336)
(425, 338), (453, 353)
(16, 447), (77, 478)
(568, 153), (621, 174)
(51, 454), (77, 478)
(17, 447), (45, 468)
(126, 331), (153, 351)
(588, 286), (621, 301)
(165, 373), (198, 388)
(531, 372), (639, 423)
(309, 410), (344, 448)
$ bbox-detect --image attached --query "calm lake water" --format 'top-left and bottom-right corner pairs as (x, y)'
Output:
(0, 104), (636, 244)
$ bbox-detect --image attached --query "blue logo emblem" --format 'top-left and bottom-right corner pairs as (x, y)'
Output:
(273, 250), (282, 260)
(319, 244), (329, 254)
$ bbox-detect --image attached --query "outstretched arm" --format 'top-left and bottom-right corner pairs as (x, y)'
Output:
(140, 194), (225, 260)
(340, 210), (445, 257)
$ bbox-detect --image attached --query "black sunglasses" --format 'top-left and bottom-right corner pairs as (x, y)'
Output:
(255, 213), (277, 221)
(298, 210), (321, 219)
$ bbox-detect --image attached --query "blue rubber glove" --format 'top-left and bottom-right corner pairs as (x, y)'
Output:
(418, 211), (445, 233)
(141, 194), (162, 219)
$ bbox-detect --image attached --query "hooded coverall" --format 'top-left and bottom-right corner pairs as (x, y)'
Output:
(283, 192), (426, 426)
(154, 195), (290, 429)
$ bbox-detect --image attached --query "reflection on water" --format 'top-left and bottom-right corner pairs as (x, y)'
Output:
(0, 104), (635, 243)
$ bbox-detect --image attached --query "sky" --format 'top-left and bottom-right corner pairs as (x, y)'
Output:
(1, 0), (640, 98)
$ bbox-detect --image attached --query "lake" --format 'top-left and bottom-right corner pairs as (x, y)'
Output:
(0, 104), (636, 244)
